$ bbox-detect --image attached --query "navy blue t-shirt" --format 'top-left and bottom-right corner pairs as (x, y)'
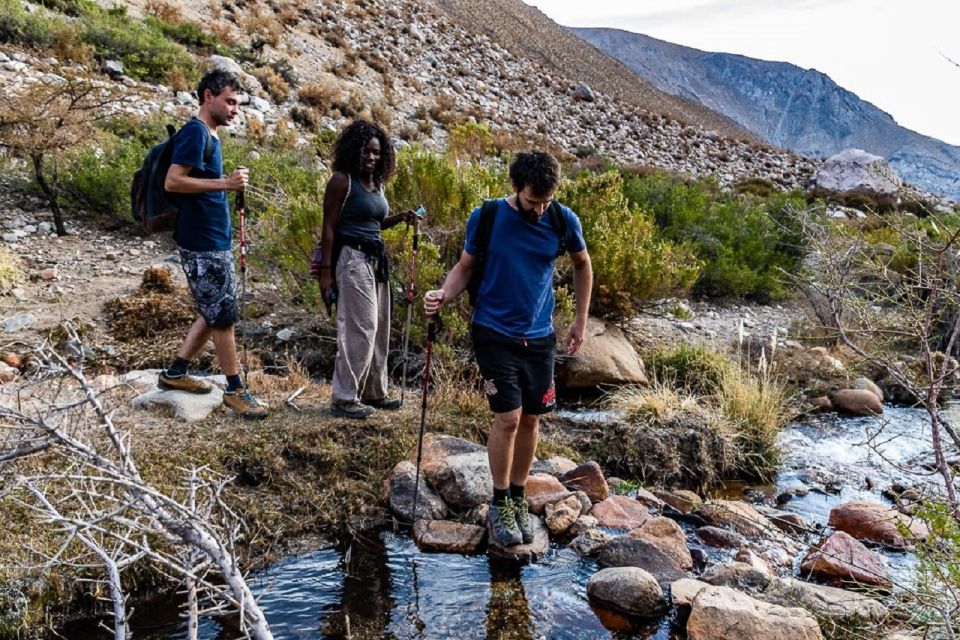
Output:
(171, 118), (231, 251)
(465, 199), (586, 339)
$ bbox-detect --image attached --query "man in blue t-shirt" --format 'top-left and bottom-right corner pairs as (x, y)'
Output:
(424, 151), (593, 548)
(158, 69), (267, 420)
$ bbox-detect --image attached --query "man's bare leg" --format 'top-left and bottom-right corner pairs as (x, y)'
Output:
(488, 408), (522, 490)
(509, 413), (540, 487)
(209, 325), (239, 377)
(176, 317), (213, 361)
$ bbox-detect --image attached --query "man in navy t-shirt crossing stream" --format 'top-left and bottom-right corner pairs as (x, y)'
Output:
(424, 151), (593, 547)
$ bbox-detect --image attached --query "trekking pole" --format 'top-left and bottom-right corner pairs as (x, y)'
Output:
(400, 206), (426, 407)
(237, 188), (249, 390)
(411, 311), (442, 526)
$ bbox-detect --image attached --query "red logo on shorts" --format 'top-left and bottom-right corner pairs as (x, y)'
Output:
(541, 383), (556, 407)
(483, 379), (498, 396)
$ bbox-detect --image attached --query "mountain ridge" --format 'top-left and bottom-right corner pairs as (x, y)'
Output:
(573, 27), (960, 200)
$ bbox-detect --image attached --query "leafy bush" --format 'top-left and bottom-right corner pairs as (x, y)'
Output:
(61, 134), (147, 219)
(448, 121), (494, 160)
(0, 0), (64, 49)
(0, 247), (24, 294)
(558, 170), (701, 315)
(622, 171), (808, 300)
(647, 343), (730, 396)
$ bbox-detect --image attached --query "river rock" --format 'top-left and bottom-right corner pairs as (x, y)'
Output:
(525, 473), (570, 514)
(569, 514), (599, 536)
(544, 493), (582, 535)
(829, 389), (883, 416)
(572, 490), (592, 515)
(487, 512), (549, 562)
(687, 585), (823, 640)
(755, 505), (809, 535)
(385, 460), (448, 522)
(761, 576), (888, 625)
(815, 148), (902, 205)
(828, 500), (928, 547)
(734, 548), (774, 575)
(694, 500), (778, 540)
(653, 488), (702, 514)
(587, 567), (666, 617)
(852, 377), (884, 402)
(554, 317), (648, 389)
(559, 460), (609, 502)
(529, 455), (578, 477)
(3, 313), (36, 333)
(696, 526), (744, 548)
(590, 495), (651, 530)
(700, 561), (771, 593)
(634, 487), (666, 510)
(670, 578), (708, 608)
(808, 395), (832, 412)
(800, 531), (891, 588)
(597, 537), (686, 585)
(411, 434), (492, 508)
(569, 526), (612, 556)
(627, 517), (693, 570)
(413, 519), (485, 554)
(132, 385), (224, 422)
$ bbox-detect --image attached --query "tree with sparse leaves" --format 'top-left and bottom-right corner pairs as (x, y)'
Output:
(0, 67), (131, 235)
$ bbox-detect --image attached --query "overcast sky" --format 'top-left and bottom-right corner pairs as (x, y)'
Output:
(527, 0), (960, 146)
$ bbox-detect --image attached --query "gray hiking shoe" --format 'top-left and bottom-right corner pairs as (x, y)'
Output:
(487, 499), (522, 547)
(330, 401), (375, 419)
(512, 496), (534, 544)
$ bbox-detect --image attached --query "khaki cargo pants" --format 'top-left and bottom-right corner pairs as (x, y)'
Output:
(331, 246), (390, 404)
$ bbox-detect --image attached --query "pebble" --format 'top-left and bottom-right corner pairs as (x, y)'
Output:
(276, 328), (294, 342)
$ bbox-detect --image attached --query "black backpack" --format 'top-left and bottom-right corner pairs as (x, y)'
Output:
(466, 199), (568, 306)
(130, 121), (214, 234)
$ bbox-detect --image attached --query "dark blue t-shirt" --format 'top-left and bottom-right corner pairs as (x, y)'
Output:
(465, 199), (586, 339)
(171, 118), (231, 251)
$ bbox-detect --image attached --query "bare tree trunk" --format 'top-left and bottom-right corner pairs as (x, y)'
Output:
(30, 152), (67, 236)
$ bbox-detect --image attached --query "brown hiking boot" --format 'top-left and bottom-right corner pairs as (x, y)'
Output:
(361, 394), (402, 410)
(158, 371), (212, 394)
(330, 401), (375, 419)
(222, 387), (268, 420)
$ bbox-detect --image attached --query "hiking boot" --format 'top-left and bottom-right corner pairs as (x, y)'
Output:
(362, 395), (402, 410)
(512, 496), (535, 544)
(158, 371), (212, 394)
(487, 499), (522, 547)
(330, 401), (375, 419)
(222, 387), (268, 420)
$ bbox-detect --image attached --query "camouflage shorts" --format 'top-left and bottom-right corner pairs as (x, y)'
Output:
(178, 248), (238, 328)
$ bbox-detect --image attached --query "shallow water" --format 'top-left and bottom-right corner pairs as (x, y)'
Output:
(62, 405), (943, 638)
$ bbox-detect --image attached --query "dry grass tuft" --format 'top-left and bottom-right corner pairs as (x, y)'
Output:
(0, 247), (24, 294)
(605, 382), (699, 422)
(139, 266), (176, 294)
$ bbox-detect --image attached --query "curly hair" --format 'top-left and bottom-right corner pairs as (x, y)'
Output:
(509, 151), (561, 196)
(196, 69), (243, 105)
(331, 119), (396, 186)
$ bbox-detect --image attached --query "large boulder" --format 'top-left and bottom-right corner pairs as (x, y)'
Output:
(627, 517), (693, 571)
(815, 148), (902, 206)
(590, 495), (651, 530)
(554, 317), (648, 389)
(559, 461), (609, 503)
(800, 531), (891, 588)
(384, 461), (448, 522)
(852, 377), (884, 402)
(410, 434), (492, 508)
(829, 389), (883, 416)
(597, 537), (686, 585)
(412, 520), (485, 554)
(700, 562), (772, 593)
(208, 54), (262, 93)
(686, 585), (823, 640)
(828, 501), (928, 548)
(653, 488), (702, 514)
(761, 576), (888, 626)
(587, 567), (666, 617)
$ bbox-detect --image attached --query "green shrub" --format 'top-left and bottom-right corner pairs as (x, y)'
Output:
(0, 247), (24, 294)
(146, 16), (228, 54)
(61, 134), (147, 219)
(448, 121), (494, 160)
(0, 0), (64, 49)
(647, 343), (730, 395)
(622, 172), (808, 300)
(558, 170), (701, 315)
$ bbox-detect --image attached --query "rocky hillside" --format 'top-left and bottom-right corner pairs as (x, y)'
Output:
(0, 0), (819, 192)
(573, 28), (960, 200)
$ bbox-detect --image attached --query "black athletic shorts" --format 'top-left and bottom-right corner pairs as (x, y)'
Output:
(179, 248), (238, 328)
(471, 323), (557, 415)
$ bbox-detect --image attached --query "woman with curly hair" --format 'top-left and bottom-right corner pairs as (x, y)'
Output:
(315, 120), (414, 419)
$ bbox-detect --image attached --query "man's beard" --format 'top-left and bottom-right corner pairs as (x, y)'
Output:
(213, 112), (232, 127)
(516, 195), (542, 222)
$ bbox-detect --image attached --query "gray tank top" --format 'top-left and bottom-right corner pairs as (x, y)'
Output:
(337, 175), (389, 241)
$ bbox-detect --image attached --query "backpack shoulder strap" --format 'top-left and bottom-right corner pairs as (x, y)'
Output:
(476, 198), (499, 256)
(547, 201), (568, 257)
(203, 129), (215, 165)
